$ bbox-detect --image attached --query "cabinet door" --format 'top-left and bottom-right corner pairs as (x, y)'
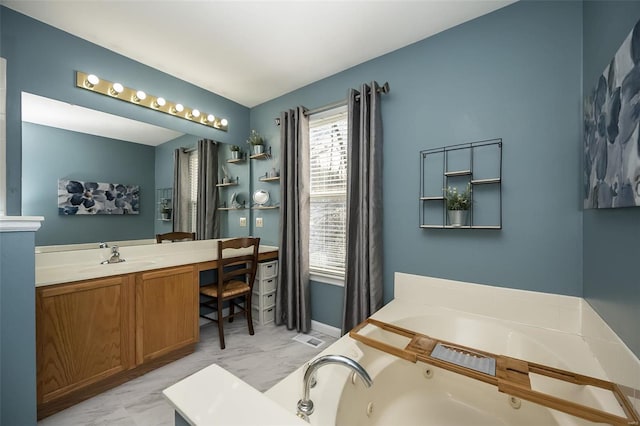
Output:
(135, 265), (198, 364)
(36, 276), (134, 404)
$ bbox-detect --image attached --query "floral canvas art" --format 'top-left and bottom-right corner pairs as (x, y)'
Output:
(58, 179), (140, 215)
(584, 19), (640, 209)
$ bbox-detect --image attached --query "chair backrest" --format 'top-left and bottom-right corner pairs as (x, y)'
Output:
(156, 232), (196, 243)
(217, 237), (260, 294)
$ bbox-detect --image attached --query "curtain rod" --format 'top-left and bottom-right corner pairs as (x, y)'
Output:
(275, 81), (390, 126)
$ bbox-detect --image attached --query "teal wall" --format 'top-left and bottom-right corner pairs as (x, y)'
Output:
(582, 1), (640, 356)
(0, 6), (250, 216)
(22, 122), (155, 245)
(251, 0), (584, 327)
(0, 230), (37, 425)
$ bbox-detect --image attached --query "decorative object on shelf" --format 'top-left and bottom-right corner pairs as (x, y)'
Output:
(230, 192), (245, 209)
(444, 184), (470, 227)
(58, 179), (139, 215)
(584, 19), (640, 209)
(75, 71), (228, 131)
(160, 198), (172, 220)
(229, 145), (242, 160)
(246, 129), (264, 155)
(220, 164), (231, 184)
(253, 189), (270, 207)
(269, 167), (280, 178)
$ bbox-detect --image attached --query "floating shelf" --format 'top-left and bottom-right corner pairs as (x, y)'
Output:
(444, 170), (472, 177)
(259, 176), (280, 182)
(420, 196), (444, 201)
(216, 182), (238, 187)
(218, 207), (246, 211)
(250, 153), (270, 160)
(252, 206), (279, 210)
(227, 158), (245, 164)
(471, 178), (501, 185)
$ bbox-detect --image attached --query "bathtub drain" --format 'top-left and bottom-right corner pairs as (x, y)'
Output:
(509, 396), (522, 409)
(423, 368), (434, 379)
(366, 402), (374, 417)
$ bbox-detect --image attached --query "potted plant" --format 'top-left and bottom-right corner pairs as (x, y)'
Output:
(444, 184), (471, 227)
(160, 199), (172, 220)
(246, 130), (264, 155)
(229, 144), (242, 160)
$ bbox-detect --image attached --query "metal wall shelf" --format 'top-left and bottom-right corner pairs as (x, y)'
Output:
(420, 139), (502, 230)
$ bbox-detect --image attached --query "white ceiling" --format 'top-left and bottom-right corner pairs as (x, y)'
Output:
(22, 92), (184, 146)
(4, 0), (514, 108)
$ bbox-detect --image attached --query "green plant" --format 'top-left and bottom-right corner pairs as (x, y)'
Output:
(160, 199), (172, 213)
(444, 184), (471, 210)
(230, 145), (240, 151)
(246, 130), (264, 146)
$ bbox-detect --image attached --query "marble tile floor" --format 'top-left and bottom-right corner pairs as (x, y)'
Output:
(38, 321), (337, 426)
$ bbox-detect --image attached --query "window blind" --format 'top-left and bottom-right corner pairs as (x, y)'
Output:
(309, 108), (348, 277)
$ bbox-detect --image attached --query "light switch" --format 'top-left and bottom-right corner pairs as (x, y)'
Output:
(239, 217), (247, 227)
(256, 217), (263, 228)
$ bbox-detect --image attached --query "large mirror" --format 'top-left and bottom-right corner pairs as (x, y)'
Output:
(21, 92), (250, 248)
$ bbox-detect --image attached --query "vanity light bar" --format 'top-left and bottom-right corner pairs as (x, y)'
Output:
(75, 71), (228, 132)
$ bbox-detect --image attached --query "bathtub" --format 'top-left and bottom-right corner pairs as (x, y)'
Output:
(267, 307), (630, 426)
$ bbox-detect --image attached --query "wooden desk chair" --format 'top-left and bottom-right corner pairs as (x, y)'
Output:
(156, 232), (196, 243)
(199, 237), (260, 349)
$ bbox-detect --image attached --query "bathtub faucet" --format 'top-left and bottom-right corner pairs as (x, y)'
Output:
(101, 245), (126, 264)
(297, 354), (373, 419)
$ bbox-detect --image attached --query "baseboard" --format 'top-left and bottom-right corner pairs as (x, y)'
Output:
(311, 320), (341, 338)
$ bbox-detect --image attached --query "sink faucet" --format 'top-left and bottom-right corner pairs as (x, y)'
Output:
(98, 242), (109, 248)
(101, 245), (125, 264)
(296, 355), (373, 419)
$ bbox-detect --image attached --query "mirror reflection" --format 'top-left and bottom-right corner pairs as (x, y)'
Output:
(21, 92), (250, 248)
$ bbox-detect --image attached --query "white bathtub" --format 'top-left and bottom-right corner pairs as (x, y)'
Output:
(267, 309), (628, 426)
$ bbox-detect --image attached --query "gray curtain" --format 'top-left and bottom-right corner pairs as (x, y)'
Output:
(342, 82), (384, 334)
(276, 106), (311, 332)
(196, 139), (220, 240)
(172, 148), (191, 232)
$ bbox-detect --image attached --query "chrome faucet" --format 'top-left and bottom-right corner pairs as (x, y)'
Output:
(98, 242), (109, 248)
(101, 245), (125, 264)
(296, 355), (373, 419)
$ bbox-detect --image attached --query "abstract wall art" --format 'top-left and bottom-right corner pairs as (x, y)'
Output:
(58, 179), (140, 215)
(584, 18), (640, 209)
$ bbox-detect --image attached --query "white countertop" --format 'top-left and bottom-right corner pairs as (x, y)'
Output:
(162, 364), (307, 426)
(35, 239), (278, 286)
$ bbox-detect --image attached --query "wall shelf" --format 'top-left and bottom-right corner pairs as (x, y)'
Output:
(252, 206), (279, 210)
(259, 176), (280, 182)
(250, 146), (272, 160)
(420, 139), (502, 229)
(216, 181), (238, 187)
(227, 158), (245, 164)
(218, 207), (246, 211)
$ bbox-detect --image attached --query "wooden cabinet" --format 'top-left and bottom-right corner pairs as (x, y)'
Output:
(135, 265), (198, 364)
(36, 275), (135, 407)
(36, 265), (199, 419)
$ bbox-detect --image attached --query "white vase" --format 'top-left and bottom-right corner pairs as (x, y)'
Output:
(253, 145), (264, 155)
(447, 210), (468, 227)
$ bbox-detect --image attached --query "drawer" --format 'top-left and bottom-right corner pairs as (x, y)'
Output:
(255, 277), (277, 294)
(252, 306), (275, 326)
(252, 289), (276, 309)
(256, 260), (278, 280)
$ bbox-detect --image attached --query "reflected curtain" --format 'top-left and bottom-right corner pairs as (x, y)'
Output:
(342, 82), (384, 334)
(196, 139), (219, 240)
(276, 106), (311, 332)
(172, 148), (191, 232)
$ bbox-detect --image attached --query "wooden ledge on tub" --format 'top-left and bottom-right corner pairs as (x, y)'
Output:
(349, 318), (640, 426)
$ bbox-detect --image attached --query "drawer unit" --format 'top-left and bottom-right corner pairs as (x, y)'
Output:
(252, 260), (278, 326)
(252, 306), (275, 326)
(256, 260), (278, 280)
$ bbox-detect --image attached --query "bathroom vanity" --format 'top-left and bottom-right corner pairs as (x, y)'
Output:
(34, 240), (278, 419)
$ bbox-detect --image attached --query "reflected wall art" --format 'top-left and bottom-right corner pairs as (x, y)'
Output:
(58, 179), (140, 215)
(584, 19), (640, 209)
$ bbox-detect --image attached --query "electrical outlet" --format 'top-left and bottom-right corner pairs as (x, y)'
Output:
(256, 217), (263, 228)
(239, 217), (247, 227)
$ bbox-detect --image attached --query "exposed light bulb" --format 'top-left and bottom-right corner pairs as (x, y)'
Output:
(221, 118), (228, 126)
(133, 90), (147, 102)
(206, 114), (215, 123)
(109, 82), (124, 96)
(85, 74), (100, 88)
(173, 103), (184, 113)
(190, 109), (201, 118)
(154, 97), (166, 108)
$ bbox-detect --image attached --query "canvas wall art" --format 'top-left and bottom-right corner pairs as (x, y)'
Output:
(584, 19), (640, 209)
(58, 179), (140, 215)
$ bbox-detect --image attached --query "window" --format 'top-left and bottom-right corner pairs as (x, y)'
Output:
(187, 150), (198, 233)
(309, 106), (348, 280)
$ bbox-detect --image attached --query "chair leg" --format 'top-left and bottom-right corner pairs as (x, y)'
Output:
(246, 295), (255, 336)
(229, 298), (235, 323)
(217, 297), (225, 350)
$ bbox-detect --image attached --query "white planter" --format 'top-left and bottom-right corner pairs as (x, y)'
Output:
(447, 210), (468, 227)
(252, 145), (264, 155)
